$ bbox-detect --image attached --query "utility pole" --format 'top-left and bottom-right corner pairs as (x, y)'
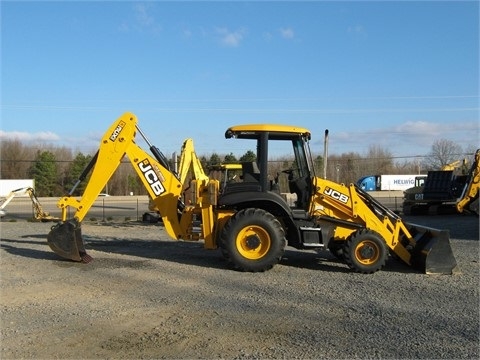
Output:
(323, 129), (329, 179)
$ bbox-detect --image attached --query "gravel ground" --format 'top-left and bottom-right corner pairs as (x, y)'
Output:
(0, 214), (478, 359)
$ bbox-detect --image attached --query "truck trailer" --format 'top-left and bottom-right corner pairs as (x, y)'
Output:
(0, 179), (35, 197)
(357, 174), (426, 192)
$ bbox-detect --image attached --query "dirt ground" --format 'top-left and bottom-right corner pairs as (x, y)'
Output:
(0, 215), (479, 359)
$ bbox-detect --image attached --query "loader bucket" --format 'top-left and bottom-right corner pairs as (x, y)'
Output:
(47, 220), (93, 263)
(407, 223), (457, 274)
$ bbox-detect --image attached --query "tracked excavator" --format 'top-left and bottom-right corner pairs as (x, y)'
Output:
(47, 112), (457, 274)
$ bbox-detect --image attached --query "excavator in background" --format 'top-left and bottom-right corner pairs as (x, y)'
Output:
(440, 158), (469, 172)
(0, 187), (60, 221)
(47, 112), (457, 274)
(403, 150), (479, 215)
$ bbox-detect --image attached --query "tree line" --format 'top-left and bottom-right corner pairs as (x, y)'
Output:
(0, 138), (476, 197)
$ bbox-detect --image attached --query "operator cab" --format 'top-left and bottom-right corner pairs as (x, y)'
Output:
(223, 124), (314, 211)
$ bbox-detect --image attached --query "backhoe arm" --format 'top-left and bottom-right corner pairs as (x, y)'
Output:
(57, 112), (183, 234)
(177, 139), (209, 185)
(48, 112), (185, 262)
(456, 149), (480, 214)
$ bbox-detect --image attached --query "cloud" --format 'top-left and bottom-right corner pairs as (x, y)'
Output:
(393, 120), (479, 139)
(119, 3), (161, 34)
(347, 25), (367, 39)
(393, 120), (443, 138)
(215, 27), (246, 47)
(326, 120), (478, 158)
(263, 31), (273, 41)
(134, 3), (155, 27)
(0, 130), (60, 142)
(279, 27), (295, 39)
(117, 22), (129, 33)
(182, 28), (192, 39)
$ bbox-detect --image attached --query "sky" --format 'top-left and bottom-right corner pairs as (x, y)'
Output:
(1, 0), (479, 161)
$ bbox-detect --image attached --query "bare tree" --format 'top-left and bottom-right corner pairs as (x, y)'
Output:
(464, 144), (479, 157)
(365, 145), (394, 174)
(325, 152), (362, 184)
(0, 139), (35, 179)
(425, 139), (463, 170)
(394, 159), (422, 174)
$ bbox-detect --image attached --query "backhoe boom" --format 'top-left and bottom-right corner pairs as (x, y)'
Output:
(48, 113), (190, 261)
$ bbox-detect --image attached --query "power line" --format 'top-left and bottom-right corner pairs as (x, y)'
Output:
(2, 104), (478, 114)
(2, 94), (478, 104)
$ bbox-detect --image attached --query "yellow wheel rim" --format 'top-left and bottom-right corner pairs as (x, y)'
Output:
(236, 225), (271, 260)
(354, 240), (380, 265)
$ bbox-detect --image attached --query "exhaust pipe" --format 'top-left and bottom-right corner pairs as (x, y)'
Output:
(47, 219), (93, 263)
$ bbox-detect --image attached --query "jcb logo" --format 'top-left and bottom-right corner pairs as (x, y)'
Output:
(138, 159), (165, 196)
(324, 187), (349, 204)
(109, 121), (126, 142)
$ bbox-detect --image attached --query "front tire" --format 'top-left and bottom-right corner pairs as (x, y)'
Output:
(219, 208), (286, 272)
(343, 229), (387, 274)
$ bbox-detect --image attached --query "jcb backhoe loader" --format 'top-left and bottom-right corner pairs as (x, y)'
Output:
(47, 112), (457, 274)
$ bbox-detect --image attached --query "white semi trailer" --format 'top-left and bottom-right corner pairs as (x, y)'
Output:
(0, 179), (35, 197)
(357, 174), (426, 191)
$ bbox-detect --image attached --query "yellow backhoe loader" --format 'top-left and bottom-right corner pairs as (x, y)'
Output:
(47, 112), (457, 274)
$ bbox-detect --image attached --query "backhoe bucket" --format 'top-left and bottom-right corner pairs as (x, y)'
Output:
(47, 220), (92, 263)
(407, 223), (457, 274)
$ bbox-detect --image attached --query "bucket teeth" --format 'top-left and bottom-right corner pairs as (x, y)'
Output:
(81, 253), (94, 263)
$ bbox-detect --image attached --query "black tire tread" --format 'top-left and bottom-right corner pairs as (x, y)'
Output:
(343, 229), (387, 274)
(219, 208), (286, 272)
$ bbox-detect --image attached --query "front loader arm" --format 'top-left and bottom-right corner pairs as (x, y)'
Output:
(311, 177), (397, 239)
(311, 177), (456, 274)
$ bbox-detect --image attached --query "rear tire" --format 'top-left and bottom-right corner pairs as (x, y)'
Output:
(343, 229), (387, 274)
(219, 208), (286, 272)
